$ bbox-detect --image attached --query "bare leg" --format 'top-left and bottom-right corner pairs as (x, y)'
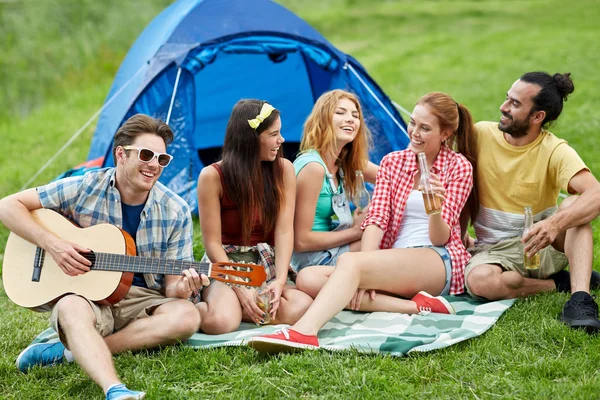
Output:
(56, 296), (120, 392)
(564, 224), (593, 293)
(552, 195), (593, 293)
(196, 281), (243, 334)
(105, 300), (200, 354)
(347, 291), (424, 313)
(296, 266), (335, 298)
(270, 286), (313, 325)
(466, 264), (555, 300)
(292, 248), (446, 336)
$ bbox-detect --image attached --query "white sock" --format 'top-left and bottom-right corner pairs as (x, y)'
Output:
(63, 348), (74, 363)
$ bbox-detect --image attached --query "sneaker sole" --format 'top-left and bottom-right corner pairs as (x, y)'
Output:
(247, 337), (318, 354)
(416, 291), (456, 315)
(15, 343), (45, 373)
(560, 316), (600, 334)
(110, 393), (146, 400)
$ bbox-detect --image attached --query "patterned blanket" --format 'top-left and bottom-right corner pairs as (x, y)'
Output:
(31, 295), (514, 357)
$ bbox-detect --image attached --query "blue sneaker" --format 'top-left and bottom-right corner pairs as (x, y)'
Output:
(105, 384), (146, 400)
(16, 342), (66, 373)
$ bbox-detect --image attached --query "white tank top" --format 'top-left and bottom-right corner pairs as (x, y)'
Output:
(392, 190), (433, 249)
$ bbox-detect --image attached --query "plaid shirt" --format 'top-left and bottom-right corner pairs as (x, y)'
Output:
(362, 146), (473, 295)
(37, 168), (194, 291)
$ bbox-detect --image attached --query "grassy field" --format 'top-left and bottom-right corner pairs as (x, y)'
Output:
(1, 0), (600, 398)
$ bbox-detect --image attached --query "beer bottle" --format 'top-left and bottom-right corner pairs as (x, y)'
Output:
(353, 170), (370, 214)
(523, 206), (541, 270)
(418, 152), (442, 215)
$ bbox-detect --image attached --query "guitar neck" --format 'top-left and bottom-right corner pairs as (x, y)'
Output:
(88, 252), (210, 276)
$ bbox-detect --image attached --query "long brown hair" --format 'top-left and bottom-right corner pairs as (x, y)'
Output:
(417, 92), (479, 226)
(221, 99), (284, 244)
(300, 90), (372, 198)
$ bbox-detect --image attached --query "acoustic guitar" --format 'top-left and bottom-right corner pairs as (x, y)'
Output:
(2, 209), (266, 311)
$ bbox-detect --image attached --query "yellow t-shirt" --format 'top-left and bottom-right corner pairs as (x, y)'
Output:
(473, 121), (588, 244)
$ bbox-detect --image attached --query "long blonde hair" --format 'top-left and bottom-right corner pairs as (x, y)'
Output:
(300, 90), (372, 198)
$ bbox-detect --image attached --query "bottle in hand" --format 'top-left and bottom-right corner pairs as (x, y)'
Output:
(418, 152), (442, 215)
(523, 206), (540, 270)
(353, 170), (370, 214)
(255, 284), (272, 324)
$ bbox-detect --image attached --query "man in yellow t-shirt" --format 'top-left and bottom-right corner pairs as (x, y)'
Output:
(465, 71), (600, 333)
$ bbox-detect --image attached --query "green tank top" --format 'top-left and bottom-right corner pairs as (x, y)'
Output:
(293, 150), (341, 232)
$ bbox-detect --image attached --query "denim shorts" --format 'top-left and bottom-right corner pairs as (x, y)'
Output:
(408, 245), (452, 296)
(290, 244), (351, 273)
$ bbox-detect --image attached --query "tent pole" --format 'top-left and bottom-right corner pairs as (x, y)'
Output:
(166, 67), (182, 125)
(391, 100), (412, 118)
(19, 65), (146, 191)
(344, 63), (409, 138)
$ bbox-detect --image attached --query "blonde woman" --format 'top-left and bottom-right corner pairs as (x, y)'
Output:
(291, 90), (377, 298)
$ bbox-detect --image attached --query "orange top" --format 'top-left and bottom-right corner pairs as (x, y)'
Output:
(211, 163), (275, 246)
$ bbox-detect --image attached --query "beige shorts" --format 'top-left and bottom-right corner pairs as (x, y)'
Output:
(464, 236), (568, 297)
(50, 286), (176, 348)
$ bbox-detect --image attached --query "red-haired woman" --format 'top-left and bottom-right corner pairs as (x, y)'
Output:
(292, 89), (378, 299)
(249, 92), (478, 352)
(195, 100), (312, 334)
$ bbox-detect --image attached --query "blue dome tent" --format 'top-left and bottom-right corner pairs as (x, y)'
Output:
(88, 0), (409, 211)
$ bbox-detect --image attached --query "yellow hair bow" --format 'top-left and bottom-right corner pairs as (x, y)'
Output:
(248, 103), (275, 129)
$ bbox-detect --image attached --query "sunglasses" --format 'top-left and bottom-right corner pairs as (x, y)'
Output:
(122, 146), (173, 167)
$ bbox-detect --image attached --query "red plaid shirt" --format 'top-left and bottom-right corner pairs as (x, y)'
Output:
(362, 146), (473, 295)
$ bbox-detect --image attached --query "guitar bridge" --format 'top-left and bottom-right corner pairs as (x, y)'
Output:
(32, 247), (45, 282)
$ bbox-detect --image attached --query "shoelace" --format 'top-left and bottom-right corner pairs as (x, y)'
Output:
(276, 327), (291, 340)
(572, 297), (599, 318)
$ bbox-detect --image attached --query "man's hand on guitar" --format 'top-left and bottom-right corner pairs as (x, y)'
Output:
(177, 268), (210, 297)
(46, 236), (91, 276)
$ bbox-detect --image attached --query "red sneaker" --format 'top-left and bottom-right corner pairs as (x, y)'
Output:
(411, 291), (456, 315)
(247, 328), (319, 353)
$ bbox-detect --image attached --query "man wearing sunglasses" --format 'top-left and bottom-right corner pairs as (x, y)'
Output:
(0, 114), (208, 400)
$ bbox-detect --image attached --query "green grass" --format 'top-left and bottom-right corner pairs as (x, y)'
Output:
(1, 0), (600, 398)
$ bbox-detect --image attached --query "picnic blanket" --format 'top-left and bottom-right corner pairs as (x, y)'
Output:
(30, 295), (514, 357)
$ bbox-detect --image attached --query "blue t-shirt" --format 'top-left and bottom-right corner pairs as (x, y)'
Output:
(121, 202), (147, 288)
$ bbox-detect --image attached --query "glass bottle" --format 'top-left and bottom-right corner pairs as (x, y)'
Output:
(353, 170), (370, 214)
(254, 283), (272, 324)
(418, 152), (442, 215)
(523, 206), (541, 270)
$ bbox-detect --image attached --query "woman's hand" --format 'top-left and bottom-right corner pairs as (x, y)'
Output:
(266, 279), (286, 320)
(428, 173), (446, 204)
(234, 286), (266, 325)
(351, 210), (368, 239)
(347, 289), (376, 310)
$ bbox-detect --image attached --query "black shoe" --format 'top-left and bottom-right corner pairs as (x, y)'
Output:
(560, 291), (600, 333)
(551, 270), (571, 293)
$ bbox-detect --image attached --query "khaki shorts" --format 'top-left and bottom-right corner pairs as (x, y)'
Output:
(464, 236), (568, 297)
(50, 286), (176, 348)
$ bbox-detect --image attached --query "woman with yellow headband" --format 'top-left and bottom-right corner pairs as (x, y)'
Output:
(291, 90), (378, 299)
(194, 99), (312, 333)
